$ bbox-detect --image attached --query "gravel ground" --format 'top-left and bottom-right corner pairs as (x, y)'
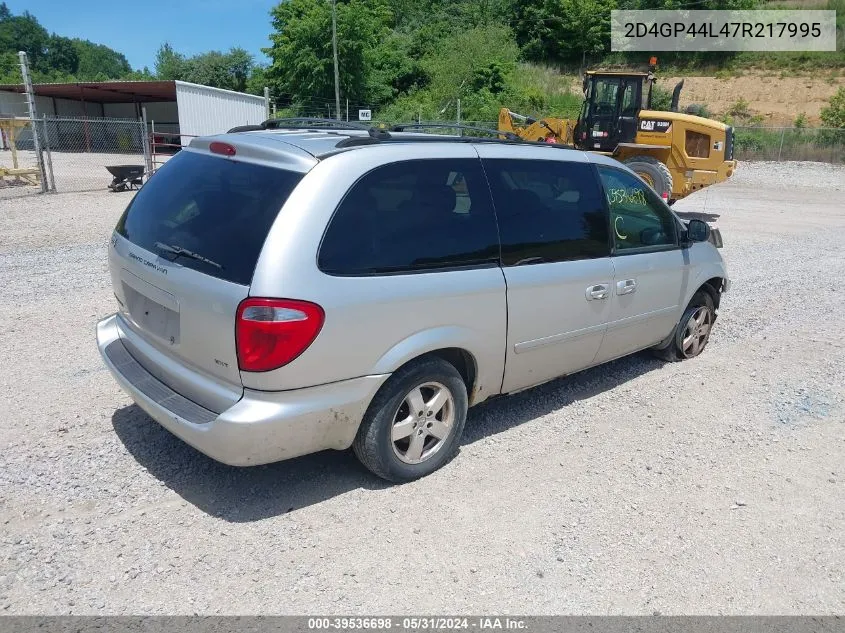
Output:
(1, 161), (844, 615)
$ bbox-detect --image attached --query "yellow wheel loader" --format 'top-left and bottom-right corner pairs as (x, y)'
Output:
(498, 60), (737, 203)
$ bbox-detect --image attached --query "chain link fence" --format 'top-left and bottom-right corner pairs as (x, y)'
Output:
(40, 117), (149, 193)
(3, 116), (150, 197)
(732, 126), (845, 163)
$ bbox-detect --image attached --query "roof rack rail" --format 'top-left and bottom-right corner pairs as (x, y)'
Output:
(330, 127), (577, 151)
(226, 117), (372, 134)
(335, 134), (510, 149)
(390, 122), (521, 141)
(227, 124), (265, 133)
(333, 127), (391, 148)
(263, 117), (370, 130)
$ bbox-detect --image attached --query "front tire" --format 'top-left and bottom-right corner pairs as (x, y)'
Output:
(623, 155), (673, 199)
(653, 291), (716, 362)
(353, 357), (468, 482)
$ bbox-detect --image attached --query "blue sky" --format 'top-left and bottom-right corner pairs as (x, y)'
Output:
(13, 0), (279, 70)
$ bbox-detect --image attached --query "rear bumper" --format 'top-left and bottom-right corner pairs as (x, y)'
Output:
(96, 314), (389, 466)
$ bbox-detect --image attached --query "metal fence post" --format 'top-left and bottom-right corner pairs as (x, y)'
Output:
(18, 51), (48, 193)
(777, 127), (786, 162)
(457, 99), (461, 136)
(40, 116), (56, 192)
(141, 108), (152, 176)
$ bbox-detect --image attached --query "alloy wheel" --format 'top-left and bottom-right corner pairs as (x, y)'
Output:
(681, 305), (713, 358)
(391, 382), (455, 464)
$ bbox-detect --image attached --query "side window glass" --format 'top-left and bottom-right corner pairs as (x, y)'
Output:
(484, 159), (609, 266)
(592, 79), (620, 117)
(318, 159), (499, 275)
(621, 81), (638, 116)
(597, 166), (677, 251)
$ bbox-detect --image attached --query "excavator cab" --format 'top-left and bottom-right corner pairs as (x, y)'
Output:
(574, 71), (652, 152)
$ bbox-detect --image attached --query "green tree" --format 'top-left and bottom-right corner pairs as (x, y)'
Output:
(123, 66), (155, 81)
(650, 83), (673, 111)
(380, 24), (520, 121)
(820, 87), (845, 128)
(0, 50), (18, 83)
(265, 0), (394, 105)
(73, 39), (131, 79)
(45, 35), (78, 75)
(155, 44), (255, 92)
(364, 31), (428, 104)
(510, 0), (615, 62)
(557, 0), (617, 61)
(154, 42), (185, 80)
(246, 64), (269, 96)
(423, 24), (518, 108)
(184, 51), (234, 88)
(0, 11), (49, 66)
(227, 47), (253, 92)
(0, 5), (140, 81)
(509, 0), (558, 61)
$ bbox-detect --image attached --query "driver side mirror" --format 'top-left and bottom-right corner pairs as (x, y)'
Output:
(686, 218), (711, 243)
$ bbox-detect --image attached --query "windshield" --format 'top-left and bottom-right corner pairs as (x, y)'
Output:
(115, 150), (304, 286)
(589, 77), (621, 118)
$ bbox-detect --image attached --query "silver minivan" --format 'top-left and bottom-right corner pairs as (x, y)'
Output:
(96, 124), (729, 481)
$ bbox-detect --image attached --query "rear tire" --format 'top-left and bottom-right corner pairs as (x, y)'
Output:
(352, 356), (468, 482)
(623, 155), (673, 199)
(653, 291), (715, 362)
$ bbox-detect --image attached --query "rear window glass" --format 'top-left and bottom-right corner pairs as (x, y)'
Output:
(115, 150), (303, 285)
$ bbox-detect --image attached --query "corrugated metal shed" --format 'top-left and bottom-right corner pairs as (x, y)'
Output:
(175, 81), (267, 145)
(0, 80), (178, 102)
(1, 80), (270, 147)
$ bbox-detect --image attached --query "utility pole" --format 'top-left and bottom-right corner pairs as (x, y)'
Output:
(331, 0), (341, 120)
(18, 51), (47, 193)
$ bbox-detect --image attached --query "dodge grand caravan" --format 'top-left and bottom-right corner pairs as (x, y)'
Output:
(96, 124), (729, 482)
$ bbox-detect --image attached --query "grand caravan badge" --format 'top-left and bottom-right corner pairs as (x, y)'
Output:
(639, 119), (672, 133)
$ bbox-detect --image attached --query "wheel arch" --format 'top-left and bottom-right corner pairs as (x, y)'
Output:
(698, 276), (726, 310)
(424, 348), (478, 404)
(371, 327), (487, 405)
(613, 145), (672, 164)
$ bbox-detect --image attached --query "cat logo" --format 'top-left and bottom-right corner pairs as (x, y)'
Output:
(639, 119), (672, 133)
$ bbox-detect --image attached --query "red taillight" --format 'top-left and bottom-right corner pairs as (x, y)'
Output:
(210, 141), (236, 156)
(661, 191), (670, 201)
(236, 298), (324, 372)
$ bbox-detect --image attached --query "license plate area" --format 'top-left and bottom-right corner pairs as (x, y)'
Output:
(120, 270), (180, 345)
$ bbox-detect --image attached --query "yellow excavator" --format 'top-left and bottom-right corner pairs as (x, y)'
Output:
(498, 59), (736, 203)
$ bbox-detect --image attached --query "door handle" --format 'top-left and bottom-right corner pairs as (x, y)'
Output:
(585, 283), (610, 301)
(617, 279), (637, 295)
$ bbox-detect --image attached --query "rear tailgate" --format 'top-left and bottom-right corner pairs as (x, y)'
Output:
(109, 145), (309, 411)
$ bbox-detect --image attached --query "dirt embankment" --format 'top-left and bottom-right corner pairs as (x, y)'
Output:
(659, 71), (845, 125)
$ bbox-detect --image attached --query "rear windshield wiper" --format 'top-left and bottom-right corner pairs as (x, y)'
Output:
(154, 242), (223, 269)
